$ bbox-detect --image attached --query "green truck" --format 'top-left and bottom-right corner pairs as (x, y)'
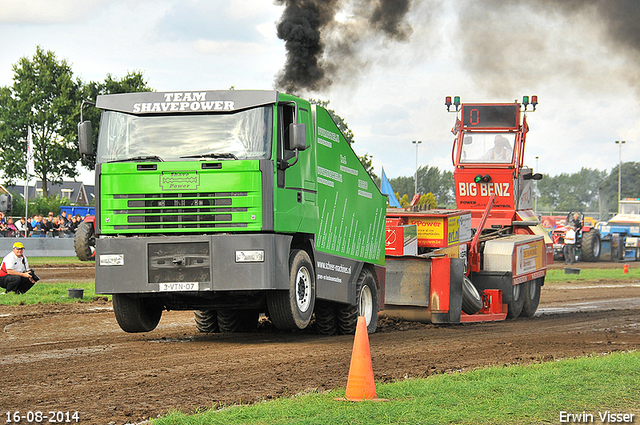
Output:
(78, 90), (386, 335)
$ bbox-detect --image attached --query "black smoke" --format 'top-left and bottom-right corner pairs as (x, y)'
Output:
(455, 0), (640, 96)
(274, 0), (414, 95)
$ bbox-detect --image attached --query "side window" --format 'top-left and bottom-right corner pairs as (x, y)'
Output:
(277, 103), (296, 188)
(277, 104), (296, 162)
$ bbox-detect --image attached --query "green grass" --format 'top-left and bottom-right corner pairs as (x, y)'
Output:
(27, 256), (90, 266)
(152, 351), (640, 425)
(0, 281), (105, 305)
(546, 267), (640, 282)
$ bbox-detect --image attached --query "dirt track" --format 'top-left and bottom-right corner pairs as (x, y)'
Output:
(0, 262), (639, 424)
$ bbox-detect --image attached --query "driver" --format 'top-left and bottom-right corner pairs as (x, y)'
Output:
(481, 135), (513, 160)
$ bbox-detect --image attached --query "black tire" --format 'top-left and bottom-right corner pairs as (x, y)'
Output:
(267, 249), (315, 330)
(337, 268), (380, 334)
(194, 309), (219, 333)
(461, 275), (483, 315)
(314, 301), (337, 335)
(112, 294), (163, 333)
(506, 283), (525, 319)
(74, 221), (95, 261)
(581, 229), (601, 262)
(520, 278), (542, 317)
(217, 309), (259, 333)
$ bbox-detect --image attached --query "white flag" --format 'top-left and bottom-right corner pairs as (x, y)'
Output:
(26, 126), (34, 176)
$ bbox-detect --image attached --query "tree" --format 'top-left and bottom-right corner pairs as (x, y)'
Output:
(79, 71), (152, 169)
(308, 98), (379, 181)
(0, 46), (82, 197)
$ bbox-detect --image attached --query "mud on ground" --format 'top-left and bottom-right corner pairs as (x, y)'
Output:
(0, 263), (639, 424)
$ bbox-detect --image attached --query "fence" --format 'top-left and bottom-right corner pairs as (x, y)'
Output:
(0, 237), (76, 257)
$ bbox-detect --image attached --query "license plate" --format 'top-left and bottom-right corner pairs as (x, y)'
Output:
(158, 282), (199, 292)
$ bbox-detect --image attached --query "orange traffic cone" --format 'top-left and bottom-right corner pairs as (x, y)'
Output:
(341, 316), (387, 402)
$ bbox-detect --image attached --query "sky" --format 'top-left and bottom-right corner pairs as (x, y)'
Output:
(1, 0), (639, 186)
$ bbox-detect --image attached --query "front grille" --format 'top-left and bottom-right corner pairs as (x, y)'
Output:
(106, 192), (258, 232)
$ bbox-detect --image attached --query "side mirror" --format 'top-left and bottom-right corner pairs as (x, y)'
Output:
(523, 172), (543, 181)
(289, 123), (307, 151)
(78, 121), (94, 156)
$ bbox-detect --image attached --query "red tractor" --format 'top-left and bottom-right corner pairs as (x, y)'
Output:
(74, 216), (95, 261)
(449, 96), (551, 317)
(551, 212), (601, 262)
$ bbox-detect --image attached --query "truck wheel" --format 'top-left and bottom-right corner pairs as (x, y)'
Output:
(337, 268), (379, 334)
(314, 301), (337, 335)
(267, 249), (315, 330)
(520, 278), (543, 317)
(74, 221), (95, 261)
(218, 309), (259, 332)
(462, 276), (483, 315)
(112, 294), (163, 333)
(506, 283), (525, 319)
(194, 309), (219, 333)
(581, 230), (601, 262)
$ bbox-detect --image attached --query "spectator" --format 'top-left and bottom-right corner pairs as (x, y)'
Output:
(60, 211), (69, 226)
(0, 212), (7, 236)
(42, 217), (53, 236)
(15, 217), (28, 237)
(0, 242), (37, 294)
(6, 218), (16, 237)
(564, 225), (576, 265)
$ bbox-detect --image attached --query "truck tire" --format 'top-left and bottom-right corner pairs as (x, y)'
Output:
(581, 229), (601, 262)
(194, 309), (219, 333)
(506, 283), (525, 319)
(217, 309), (259, 332)
(74, 221), (95, 261)
(112, 294), (163, 333)
(462, 276), (483, 315)
(267, 249), (315, 330)
(520, 278), (543, 317)
(337, 268), (379, 334)
(314, 301), (337, 335)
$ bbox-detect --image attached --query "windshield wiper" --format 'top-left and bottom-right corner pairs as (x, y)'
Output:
(108, 155), (164, 163)
(180, 152), (239, 160)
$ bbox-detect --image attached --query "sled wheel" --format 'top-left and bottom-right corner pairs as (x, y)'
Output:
(112, 294), (163, 333)
(194, 309), (219, 333)
(337, 268), (380, 334)
(506, 283), (525, 319)
(461, 275), (483, 315)
(520, 278), (543, 317)
(74, 221), (95, 261)
(267, 249), (315, 330)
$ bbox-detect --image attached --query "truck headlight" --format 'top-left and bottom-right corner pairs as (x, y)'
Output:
(235, 250), (264, 262)
(99, 254), (124, 266)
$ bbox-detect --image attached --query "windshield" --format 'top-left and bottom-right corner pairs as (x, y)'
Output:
(620, 202), (640, 215)
(96, 106), (273, 163)
(459, 132), (516, 164)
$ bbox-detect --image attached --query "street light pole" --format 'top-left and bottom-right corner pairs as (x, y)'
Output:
(535, 156), (539, 214)
(412, 140), (422, 196)
(615, 140), (626, 213)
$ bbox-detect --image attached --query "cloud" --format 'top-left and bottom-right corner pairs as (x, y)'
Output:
(155, 0), (280, 43)
(0, 0), (101, 24)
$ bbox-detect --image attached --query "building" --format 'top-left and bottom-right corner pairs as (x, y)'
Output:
(8, 181), (95, 205)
